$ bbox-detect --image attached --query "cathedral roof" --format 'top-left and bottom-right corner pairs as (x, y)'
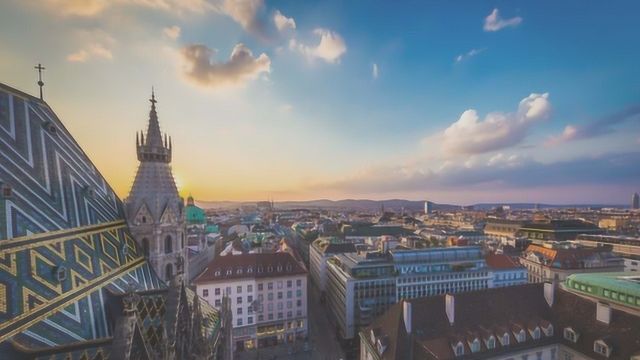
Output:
(0, 82), (221, 359)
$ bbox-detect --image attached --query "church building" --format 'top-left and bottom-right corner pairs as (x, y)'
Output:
(125, 90), (188, 282)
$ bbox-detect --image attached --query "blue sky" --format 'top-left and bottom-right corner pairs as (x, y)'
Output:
(1, 0), (639, 204)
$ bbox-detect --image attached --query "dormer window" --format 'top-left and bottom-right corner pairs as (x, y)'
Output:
(215, 270), (221, 276)
(236, 267), (243, 274)
(248, 266), (254, 273)
(501, 333), (510, 346)
(542, 324), (554, 337)
(226, 268), (232, 275)
(470, 339), (480, 353)
(486, 336), (496, 350)
(258, 266), (263, 273)
(454, 342), (464, 357)
(532, 327), (541, 340)
(516, 330), (526, 343)
(563, 327), (579, 343)
(594, 340), (611, 357)
(277, 264), (283, 272)
(268, 266), (273, 273)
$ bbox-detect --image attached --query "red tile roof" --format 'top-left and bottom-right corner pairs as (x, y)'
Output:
(193, 252), (307, 284)
(485, 253), (522, 269)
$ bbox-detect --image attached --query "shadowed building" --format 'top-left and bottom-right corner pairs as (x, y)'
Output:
(124, 90), (188, 282)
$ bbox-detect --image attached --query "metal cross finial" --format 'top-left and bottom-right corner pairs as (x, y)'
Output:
(150, 86), (157, 104)
(34, 63), (45, 100)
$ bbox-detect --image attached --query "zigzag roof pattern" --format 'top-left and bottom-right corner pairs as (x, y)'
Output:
(0, 83), (167, 355)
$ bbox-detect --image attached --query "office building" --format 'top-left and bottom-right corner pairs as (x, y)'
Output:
(309, 237), (357, 292)
(326, 247), (492, 339)
(574, 234), (640, 272)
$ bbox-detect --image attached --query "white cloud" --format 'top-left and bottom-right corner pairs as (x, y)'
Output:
(273, 10), (295, 32)
(279, 104), (293, 113)
(66, 30), (115, 62)
(180, 43), (271, 88)
(163, 25), (181, 40)
(221, 0), (267, 37)
(41, 0), (213, 17)
(441, 93), (551, 155)
(483, 8), (522, 32)
(454, 48), (486, 63)
(372, 63), (379, 79)
(289, 29), (347, 64)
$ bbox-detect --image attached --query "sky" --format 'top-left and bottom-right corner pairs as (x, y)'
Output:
(1, 0), (639, 205)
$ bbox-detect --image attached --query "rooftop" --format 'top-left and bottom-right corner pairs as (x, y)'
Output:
(193, 252), (307, 283)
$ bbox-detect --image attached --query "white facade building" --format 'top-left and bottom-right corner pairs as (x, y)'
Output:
(194, 252), (308, 352)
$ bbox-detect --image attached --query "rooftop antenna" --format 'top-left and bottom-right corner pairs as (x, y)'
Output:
(34, 63), (45, 100)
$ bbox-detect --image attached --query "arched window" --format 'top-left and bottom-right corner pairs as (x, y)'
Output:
(165, 263), (173, 280)
(165, 235), (172, 254)
(142, 238), (149, 257)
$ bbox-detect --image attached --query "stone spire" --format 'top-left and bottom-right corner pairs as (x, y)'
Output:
(125, 89), (186, 282)
(137, 88), (171, 162)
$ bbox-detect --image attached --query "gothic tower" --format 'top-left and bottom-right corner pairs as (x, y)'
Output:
(125, 90), (187, 282)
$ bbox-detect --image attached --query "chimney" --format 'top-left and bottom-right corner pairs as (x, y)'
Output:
(403, 300), (412, 334)
(596, 302), (611, 325)
(544, 282), (554, 307)
(445, 294), (455, 325)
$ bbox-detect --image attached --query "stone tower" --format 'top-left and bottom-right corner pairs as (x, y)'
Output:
(125, 90), (187, 282)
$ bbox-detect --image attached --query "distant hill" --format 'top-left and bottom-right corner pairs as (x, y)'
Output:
(197, 199), (627, 212)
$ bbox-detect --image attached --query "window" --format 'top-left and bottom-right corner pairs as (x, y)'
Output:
(237, 318), (243, 326)
(268, 303), (274, 311)
(296, 289), (302, 297)
(277, 281), (283, 289)
(297, 279), (302, 287)
(502, 333), (510, 346)
(164, 236), (172, 254)
(278, 292), (283, 299)
(203, 289), (209, 297)
(258, 315), (264, 322)
(516, 330), (526, 342)
(287, 280), (292, 288)
(237, 308), (243, 315)
(248, 295), (253, 303)
(287, 301), (292, 309)
(563, 328), (578, 343)
(487, 337), (496, 349)
(237, 297), (242, 304)
(237, 286), (242, 293)
(287, 291), (292, 299)
(165, 263), (173, 280)
(142, 238), (149, 257)
(287, 311), (292, 318)
(248, 316), (253, 324)
(248, 285), (253, 292)
(215, 288), (220, 296)
(471, 339), (480, 353)
(258, 283), (263, 291)
(268, 314), (273, 320)
(455, 343), (464, 356)
(215, 299), (221, 306)
(296, 299), (302, 307)
(268, 282), (273, 290)
(278, 312), (283, 319)
(594, 340), (610, 357)
(268, 293), (273, 301)
(532, 327), (541, 340)
(278, 303), (283, 310)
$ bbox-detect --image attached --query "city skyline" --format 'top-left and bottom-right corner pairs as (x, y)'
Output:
(2, 1), (639, 204)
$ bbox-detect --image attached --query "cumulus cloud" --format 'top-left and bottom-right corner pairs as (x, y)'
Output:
(372, 63), (379, 79)
(163, 25), (181, 40)
(483, 8), (522, 32)
(221, 0), (268, 37)
(455, 48), (486, 63)
(441, 93), (551, 155)
(289, 29), (347, 63)
(273, 10), (296, 32)
(546, 104), (640, 145)
(180, 43), (271, 88)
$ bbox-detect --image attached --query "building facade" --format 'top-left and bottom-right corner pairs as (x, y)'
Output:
(309, 237), (356, 292)
(124, 91), (187, 282)
(194, 252), (308, 352)
(575, 234), (640, 272)
(516, 220), (603, 244)
(326, 247), (493, 339)
(485, 253), (528, 288)
(520, 242), (624, 283)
